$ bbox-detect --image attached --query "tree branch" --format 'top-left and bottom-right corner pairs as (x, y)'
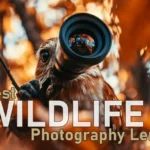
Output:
(0, 54), (20, 91)
(0, 11), (7, 92)
(10, 0), (43, 51)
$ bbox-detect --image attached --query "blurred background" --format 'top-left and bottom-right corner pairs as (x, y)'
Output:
(0, 0), (149, 102)
(0, 0), (150, 149)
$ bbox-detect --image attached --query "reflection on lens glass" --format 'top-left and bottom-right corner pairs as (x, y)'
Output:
(69, 33), (95, 56)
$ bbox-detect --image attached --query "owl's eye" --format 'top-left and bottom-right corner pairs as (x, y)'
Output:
(40, 50), (50, 62)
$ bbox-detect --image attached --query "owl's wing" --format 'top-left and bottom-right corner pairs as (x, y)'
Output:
(103, 81), (118, 100)
(102, 81), (125, 131)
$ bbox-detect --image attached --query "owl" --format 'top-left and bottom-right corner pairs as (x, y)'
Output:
(18, 37), (124, 129)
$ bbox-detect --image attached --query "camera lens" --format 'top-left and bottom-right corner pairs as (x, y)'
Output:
(55, 13), (112, 80)
(69, 33), (96, 56)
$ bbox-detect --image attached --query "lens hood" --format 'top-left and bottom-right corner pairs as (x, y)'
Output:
(59, 13), (112, 65)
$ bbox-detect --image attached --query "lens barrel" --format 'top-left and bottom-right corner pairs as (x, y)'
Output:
(54, 13), (112, 80)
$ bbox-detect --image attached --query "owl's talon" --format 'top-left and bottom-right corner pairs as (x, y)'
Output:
(18, 79), (40, 100)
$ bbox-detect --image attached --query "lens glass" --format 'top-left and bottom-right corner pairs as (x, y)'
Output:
(69, 33), (95, 56)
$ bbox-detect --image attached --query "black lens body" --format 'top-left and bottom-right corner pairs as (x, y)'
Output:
(54, 13), (112, 80)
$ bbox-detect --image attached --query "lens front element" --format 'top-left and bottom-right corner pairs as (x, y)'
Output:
(69, 33), (96, 56)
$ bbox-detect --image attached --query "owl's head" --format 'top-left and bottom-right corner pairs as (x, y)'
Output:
(35, 38), (58, 86)
(35, 37), (104, 89)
